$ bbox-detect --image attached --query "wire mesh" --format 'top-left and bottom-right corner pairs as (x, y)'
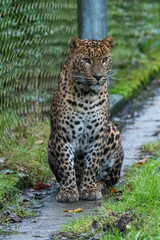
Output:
(0, 0), (159, 137)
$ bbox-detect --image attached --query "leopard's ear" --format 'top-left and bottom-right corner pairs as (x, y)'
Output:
(70, 37), (82, 54)
(102, 36), (114, 50)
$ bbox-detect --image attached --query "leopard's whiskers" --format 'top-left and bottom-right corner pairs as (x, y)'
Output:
(106, 69), (121, 88)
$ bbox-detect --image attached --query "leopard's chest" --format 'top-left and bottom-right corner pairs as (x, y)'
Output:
(67, 104), (105, 152)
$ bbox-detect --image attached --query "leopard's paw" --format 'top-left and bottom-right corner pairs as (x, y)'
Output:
(56, 186), (79, 202)
(79, 185), (102, 200)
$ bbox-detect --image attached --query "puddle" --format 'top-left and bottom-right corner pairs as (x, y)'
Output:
(1, 81), (160, 240)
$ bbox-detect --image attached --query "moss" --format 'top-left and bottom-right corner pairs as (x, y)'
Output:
(110, 53), (160, 101)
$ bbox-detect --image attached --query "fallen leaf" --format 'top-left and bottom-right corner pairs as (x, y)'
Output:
(64, 208), (83, 213)
(32, 181), (50, 190)
(110, 188), (123, 194)
(136, 158), (148, 165)
(73, 208), (83, 213)
(64, 210), (73, 213)
(35, 140), (44, 145)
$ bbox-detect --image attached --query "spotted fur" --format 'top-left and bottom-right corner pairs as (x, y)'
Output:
(48, 37), (124, 202)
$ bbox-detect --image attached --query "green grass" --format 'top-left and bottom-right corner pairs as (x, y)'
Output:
(0, 120), (53, 210)
(0, 121), (52, 182)
(0, 173), (20, 209)
(63, 141), (160, 239)
(143, 141), (160, 155)
(109, 52), (160, 99)
(63, 216), (97, 234)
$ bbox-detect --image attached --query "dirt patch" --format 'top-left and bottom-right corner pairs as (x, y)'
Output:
(103, 211), (134, 233)
(114, 211), (133, 232)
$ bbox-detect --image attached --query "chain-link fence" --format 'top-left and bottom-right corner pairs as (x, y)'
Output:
(0, 0), (160, 137)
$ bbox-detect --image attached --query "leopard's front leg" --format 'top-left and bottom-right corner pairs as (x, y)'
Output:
(79, 141), (103, 200)
(48, 134), (79, 202)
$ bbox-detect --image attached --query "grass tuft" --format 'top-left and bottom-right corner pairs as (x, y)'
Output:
(0, 121), (53, 210)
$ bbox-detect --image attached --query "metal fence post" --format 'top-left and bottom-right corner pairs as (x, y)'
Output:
(78, 0), (108, 40)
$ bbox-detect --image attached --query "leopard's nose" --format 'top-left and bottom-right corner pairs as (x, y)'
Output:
(92, 74), (103, 81)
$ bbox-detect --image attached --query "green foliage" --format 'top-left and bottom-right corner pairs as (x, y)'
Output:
(108, 0), (160, 65)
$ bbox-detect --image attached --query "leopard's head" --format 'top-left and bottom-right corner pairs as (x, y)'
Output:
(70, 36), (114, 91)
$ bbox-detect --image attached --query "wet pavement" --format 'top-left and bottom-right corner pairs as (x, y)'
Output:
(1, 80), (160, 240)
(120, 80), (160, 173)
(0, 186), (102, 240)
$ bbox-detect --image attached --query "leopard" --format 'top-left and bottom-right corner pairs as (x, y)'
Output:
(48, 36), (124, 202)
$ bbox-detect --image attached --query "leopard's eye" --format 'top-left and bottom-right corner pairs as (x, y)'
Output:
(102, 57), (108, 63)
(83, 58), (91, 64)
